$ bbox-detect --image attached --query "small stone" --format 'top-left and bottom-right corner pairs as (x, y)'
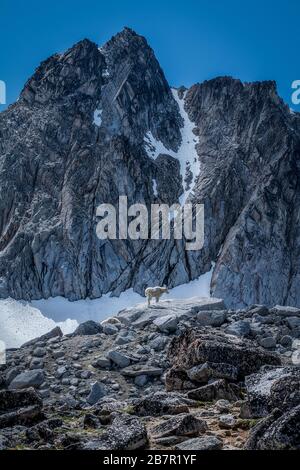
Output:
(107, 350), (131, 368)
(81, 370), (92, 379)
(215, 399), (231, 413)
(56, 366), (68, 378)
(226, 320), (251, 337)
(134, 375), (148, 387)
(279, 335), (293, 347)
(86, 382), (108, 405)
(102, 324), (119, 336)
(30, 358), (44, 370)
(219, 414), (236, 429)
(92, 357), (112, 369)
(258, 336), (276, 349)
(32, 347), (47, 358)
(153, 315), (178, 333)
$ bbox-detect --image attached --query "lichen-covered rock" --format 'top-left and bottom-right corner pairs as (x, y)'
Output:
(166, 329), (281, 390)
(151, 413), (208, 438)
(244, 406), (300, 450)
(187, 379), (240, 402)
(133, 391), (196, 416)
(81, 414), (148, 450)
(0, 388), (43, 428)
(245, 366), (300, 418)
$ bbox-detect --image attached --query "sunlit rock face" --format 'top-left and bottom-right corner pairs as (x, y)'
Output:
(0, 27), (300, 307)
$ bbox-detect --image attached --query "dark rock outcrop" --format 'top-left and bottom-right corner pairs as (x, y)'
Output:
(166, 328), (281, 391)
(245, 406), (300, 450)
(0, 28), (299, 307)
(245, 365), (300, 418)
(0, 388), (43, 428)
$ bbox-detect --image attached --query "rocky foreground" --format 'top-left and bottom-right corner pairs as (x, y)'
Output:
(0, 297), (300, 450)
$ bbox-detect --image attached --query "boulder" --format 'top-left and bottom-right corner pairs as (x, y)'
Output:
(258, 336), (276, 349)
(166, 329), (281, 391)
(187, 379), (240, 402)
(102, 324), (119, 335)
(107, 350), (131, 368)
(245, 366), (300, 418)
(153, 314), (178, 333)
(9, 369), (45, 390)
(196, 310), (226, 327)
(133, 391), (196, 416)
(21, 327), (63, 348)
(245, 406), (300, 450)
(121, 365), (163, 378)
(286, 317), (300, 330)
(117, 298), (226, 328)
(152, 413), (208, 438)
(226, 320), (251, 337)
(86, 381), (108, 405)
(175, 435), (223, 450)
(73, 321), (103, 336)
(81, 414), (148, 450)
(270, 305), (300, 318)
(187, 362), (238, 383)
(0, 388), (43, 428)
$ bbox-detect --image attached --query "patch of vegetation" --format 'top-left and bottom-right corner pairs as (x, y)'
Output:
(195, 400), (213, 407)
(10, 444), (29, 450)
(237, 418), (260, 430)
(122, 405), (135, 414)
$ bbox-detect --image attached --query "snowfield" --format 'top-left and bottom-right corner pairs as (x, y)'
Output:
(0, 267), (213, 349)
(0, 299), (77, 349)
(144, 88), (200, 204)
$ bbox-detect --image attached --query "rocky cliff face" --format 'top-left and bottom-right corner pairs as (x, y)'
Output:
(0, 27), (300, 307)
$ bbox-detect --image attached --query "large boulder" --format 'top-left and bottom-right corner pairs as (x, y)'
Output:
(117, 298), (226, 328)
(81, 414), (148, 450)
(21, 326), (63, 348)
(8, 369), (45, 390)
(187, 379), (241, 402)
(0, 388), (43, 428)
(133, 391), (197, 416)
(270, 305), (300, 318)
(166, 329), (281, 391)
(73, 321), (103, 336)
(245, 365), (300, 418)
(151, 413), (208, 438)
(244, 406), (300, 450)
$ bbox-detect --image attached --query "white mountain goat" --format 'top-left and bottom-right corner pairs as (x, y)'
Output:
(145, 286), (169, 306)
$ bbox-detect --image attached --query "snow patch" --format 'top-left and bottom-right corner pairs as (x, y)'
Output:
(144, 131), (172, 159)
(152, 178), (158, 196)
(93, 109), (102, 127)
(0, 299), (78, 349)
(1, 266), (214, 349)
(143, 89), (200, 203)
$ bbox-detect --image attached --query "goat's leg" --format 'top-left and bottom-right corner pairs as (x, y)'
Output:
(147, 296), (150, 307)
(156, 295), (159, 303)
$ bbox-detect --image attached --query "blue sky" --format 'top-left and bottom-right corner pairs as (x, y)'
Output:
(0, 0), (299, 110)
